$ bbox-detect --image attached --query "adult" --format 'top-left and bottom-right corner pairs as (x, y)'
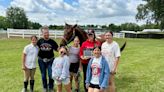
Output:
(101, 31), (121, 92)
(37, 26), (58, 92)
(79, 29), (101, 92)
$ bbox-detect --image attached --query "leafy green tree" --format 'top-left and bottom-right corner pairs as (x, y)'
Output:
(0, 16), (10, 30)
(136, 0), (164, 30)
(6, 6), (28, 29)
(28, 21), (42, 29)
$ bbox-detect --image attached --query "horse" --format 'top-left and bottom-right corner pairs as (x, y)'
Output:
(60, 23), (126, 52)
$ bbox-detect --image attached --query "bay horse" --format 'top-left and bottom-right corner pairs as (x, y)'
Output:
(60, 23), (126, 52)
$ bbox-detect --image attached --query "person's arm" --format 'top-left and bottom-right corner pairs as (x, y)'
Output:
(113, 43), (121, 74)
(85, 59), (92, 89)
(22, 53), (27, 70)
(100, 58), (110, 89)
(52, 40), (59, 52)
(60, 56), (70, 80)
(113, 57), (120, 74)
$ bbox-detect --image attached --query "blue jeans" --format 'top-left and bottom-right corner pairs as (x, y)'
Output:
(38, 58), (54, 89)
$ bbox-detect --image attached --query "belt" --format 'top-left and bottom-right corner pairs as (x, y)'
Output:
(39, 57), (54, 62)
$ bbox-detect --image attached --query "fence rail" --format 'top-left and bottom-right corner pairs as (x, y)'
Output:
(7, 29), (125, 39)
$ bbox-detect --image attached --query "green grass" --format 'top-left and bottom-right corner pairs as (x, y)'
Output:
(0, 38), (164, 92)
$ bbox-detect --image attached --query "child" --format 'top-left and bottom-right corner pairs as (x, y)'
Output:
(22, 35), (38, 92)
(52, 46), (71, 92)
(68, 36), (81, 92)
(85, 46), (110, 92)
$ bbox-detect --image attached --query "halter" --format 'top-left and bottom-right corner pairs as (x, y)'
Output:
(62, 29), (76, 46)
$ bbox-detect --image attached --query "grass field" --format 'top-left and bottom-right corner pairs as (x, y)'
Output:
(0, 38), (164, 92)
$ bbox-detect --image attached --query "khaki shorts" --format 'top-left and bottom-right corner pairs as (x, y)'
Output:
(55, 77), (70, 85)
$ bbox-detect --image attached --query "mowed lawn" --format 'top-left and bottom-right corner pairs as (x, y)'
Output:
(0, 38), (164, 92)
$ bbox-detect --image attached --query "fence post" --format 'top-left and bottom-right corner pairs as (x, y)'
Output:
(7, 29), (10, 38)
(23, 30), (25, 38)
(38, 30), (41, 38)
(55, 30), (57, 39)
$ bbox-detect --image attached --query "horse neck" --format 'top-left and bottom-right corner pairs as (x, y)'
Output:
(76, 28), (87, 45)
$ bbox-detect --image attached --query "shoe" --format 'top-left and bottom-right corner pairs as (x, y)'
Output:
(74, 89), (79, 92)
(49, 89), (54, 92)
(43, 88), (47, 92)
(21, 88), (27, 92)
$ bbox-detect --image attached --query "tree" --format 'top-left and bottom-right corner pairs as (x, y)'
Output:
(6, 6), (28, 29)
(0, 16), (9, 30)
(28, 21), (42, 29)
(136, 0), (164, 30)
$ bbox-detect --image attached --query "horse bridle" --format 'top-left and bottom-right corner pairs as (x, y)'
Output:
(62, 28), (76, 46)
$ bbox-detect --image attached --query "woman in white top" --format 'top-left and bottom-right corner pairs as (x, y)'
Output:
(101, 32), (121, 92)
(22, 35), (38, 92)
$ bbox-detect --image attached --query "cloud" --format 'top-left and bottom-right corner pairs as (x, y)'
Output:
(7, 0), (144, 25)
(0, 5), (6, 16)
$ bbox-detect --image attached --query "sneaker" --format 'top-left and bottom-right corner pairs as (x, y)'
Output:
(21, 88), (27, 92)
(49, 89), (54, 92)
(43, 88), (47, 92)
(74, 89), (79, 92)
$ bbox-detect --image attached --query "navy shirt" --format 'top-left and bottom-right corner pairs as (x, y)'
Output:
(37, 38), (58, 59)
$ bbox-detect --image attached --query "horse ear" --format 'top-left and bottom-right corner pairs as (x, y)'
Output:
(73, 24), (77, 28)
(65, 23), (69, 26)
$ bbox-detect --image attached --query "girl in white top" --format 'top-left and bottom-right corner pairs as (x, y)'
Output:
(52, 46), (71, 92)
(101, 32), (121, 92)
(22, 35), (38, 92)
(68, 36), (80, 92)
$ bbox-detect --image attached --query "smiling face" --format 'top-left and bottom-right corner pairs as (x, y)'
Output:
(59, 47), (67, 56)
(73, 36), (80, 47)
(105, 32), (113, 43)
(31, 36), (38, 46)
(42, 29), (49, 40)
(93, 46), (101, 58)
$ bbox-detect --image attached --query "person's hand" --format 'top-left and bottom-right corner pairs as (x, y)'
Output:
(85, 84), (89, 89)
(100, 88), (104, 92)
(111, 71), (116, 75)
(81, 56), (90, 60)
(22, 65), (27, 70)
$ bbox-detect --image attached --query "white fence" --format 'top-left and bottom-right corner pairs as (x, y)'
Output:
(7, 29), (63, 39)
(7, 29), (125, 39)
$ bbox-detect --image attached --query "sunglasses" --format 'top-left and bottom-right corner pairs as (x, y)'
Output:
(60, 51), (66, 55)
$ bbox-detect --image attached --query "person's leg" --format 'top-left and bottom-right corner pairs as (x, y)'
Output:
(88, 87), (94, 92)
(94, 88), (101, 92)
(38, 58), (47, 90)
(57, 84), (62, 92)
(74, 73), (79, 91)
(22, 69), (30, 92)
(64, 83), (72, 92)
(29, 69), (36, 92)
(69, 72), (73, 90)
(82, 63), (88, 92)
(108, 74), (115, 92)
(47, 59), (54, 90)
(63, 78), (71, 92)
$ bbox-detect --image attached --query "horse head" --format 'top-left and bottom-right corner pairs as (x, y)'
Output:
(60, 23), (87, 46)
